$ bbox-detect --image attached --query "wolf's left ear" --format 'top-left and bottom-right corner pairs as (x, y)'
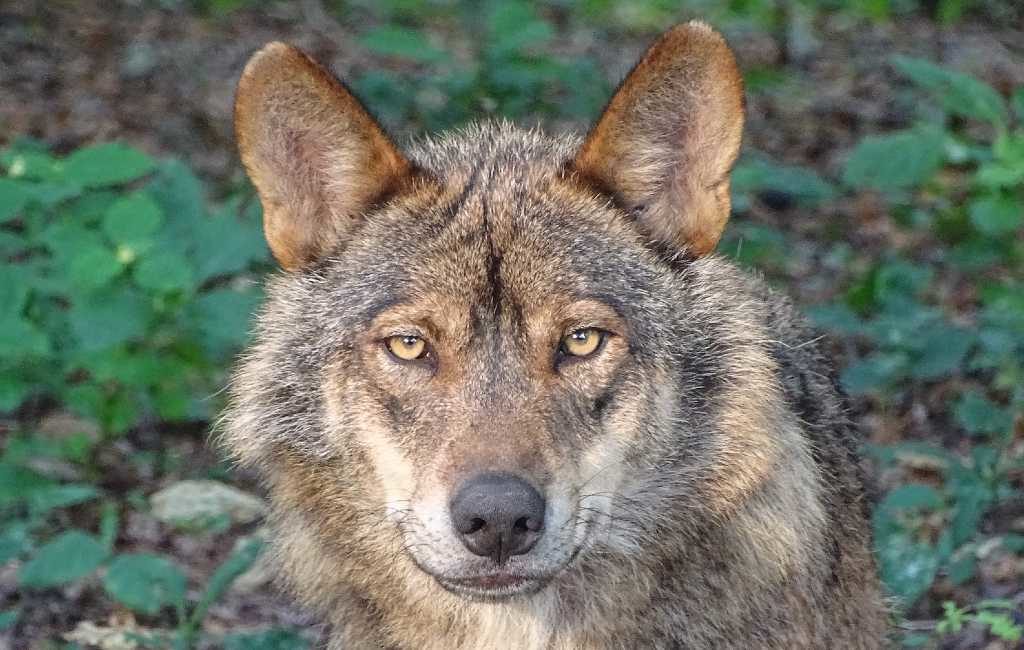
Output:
(235, 43), (412, 270)
(573, 22), (744, 257)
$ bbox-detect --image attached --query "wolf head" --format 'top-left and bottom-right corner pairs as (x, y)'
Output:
(224, 23), (762, 604)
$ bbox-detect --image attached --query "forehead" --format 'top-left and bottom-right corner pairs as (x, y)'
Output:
(324, 124), (668, 327)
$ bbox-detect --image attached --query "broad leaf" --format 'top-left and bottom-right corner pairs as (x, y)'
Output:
(28, 484), (99, 516)
(102, 192), (164, 257)
(954, 391), (1013, 437)
(62, 143), (156, 188)
(842, 126), (945, 192)
(360, 27), (448, 64)
(133, 251), (195, 293)
(968, 195), (1022, 236)
(103, 553), (187, 615)
(0, 178), (33, 223)
(69, 287), (151, 352)
(18, 530), (109, 588)
(893, 56), (1008, 127)
(876, 534), (939, 608)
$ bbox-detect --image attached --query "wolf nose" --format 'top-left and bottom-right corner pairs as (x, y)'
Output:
(450, 472), (545, 564)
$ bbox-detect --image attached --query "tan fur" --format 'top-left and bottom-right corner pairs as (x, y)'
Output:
(234, 42), (412, 269)
(575, 22), (744, 256)
(223, 22), (890, 649)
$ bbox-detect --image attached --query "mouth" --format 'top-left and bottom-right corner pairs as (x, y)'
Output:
(437, 572), (550, 601)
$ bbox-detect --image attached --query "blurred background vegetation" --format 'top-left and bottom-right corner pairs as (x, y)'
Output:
(1, 0), (1022, 647)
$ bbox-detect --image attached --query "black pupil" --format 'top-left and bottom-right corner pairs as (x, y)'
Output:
(572, 330), (588, 341)
(402, 336), (418, 347)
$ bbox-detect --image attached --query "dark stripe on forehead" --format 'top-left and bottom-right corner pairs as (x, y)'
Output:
(439, 163), (483, 222)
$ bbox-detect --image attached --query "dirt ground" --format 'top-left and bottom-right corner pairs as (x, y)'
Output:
(1, 0), (1022, 647)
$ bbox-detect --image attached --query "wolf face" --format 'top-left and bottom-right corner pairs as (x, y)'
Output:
(224, 21), (886, 648)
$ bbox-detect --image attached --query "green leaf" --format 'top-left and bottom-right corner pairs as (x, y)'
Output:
(936, 0), (969, 23)
(954, 390), (1013, 436)
(28, 484), (99, 516)
(0, 376), (32, 412)
(360, 27), (448, 64)
(908, 324), (972, 379)
(2, 147), (60, 181)
(841, 352), (908, 395)
(133, 251), (195, 293)
(0, 609), (18, 630)
(879, 484), (944, 512)
(0, 462), (53, 507)
(731, 157), (836, 207)
(193, 288), (262, 360)
(102, 192), (164, 258)
(488, 2), (555, 56)
(876, 534), (939, 607)
(0, 316), (51, 360)
(69, 287), (150, 351)
(842, 126), (945, 192)
(946, 551), (976, 585)
(62, 143), (156, 188)
(893, 56), (1008, 127)
(193, 209), (269, 282)
(0, 523), (31, 564)
(99, 501), (120, 550)
(147, 160), (206, 249)
(0, 178), (33, 223)
(19, 530), (109, 588)
(974, 611), (1023, 641)
(950, 484), (990, 546)
(0, 266), (30, 320)
(807, 303), (863, 335)
(104, 554), (187, 616)
(1012, 88), (1024, 121)
(968, 195), (1022, 236)
(188, 538), (264, 629)
(1000, 534), (1024, 552)
(68, 243), (123, 291)
(222, 629), (310, 650)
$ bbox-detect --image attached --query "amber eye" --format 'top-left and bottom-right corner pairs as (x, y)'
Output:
(385, 335), (428, 361)
(560, 328), (604, 358)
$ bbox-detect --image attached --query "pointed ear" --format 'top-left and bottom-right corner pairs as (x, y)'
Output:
(235, 43), (412, 270)
(573, 22), (744, 256)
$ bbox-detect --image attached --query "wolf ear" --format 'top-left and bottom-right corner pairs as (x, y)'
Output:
(235, 43), (412, 270)
(573, 22), (744, 257)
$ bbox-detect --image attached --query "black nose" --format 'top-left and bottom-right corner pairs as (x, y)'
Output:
(450, 472), (545, 564)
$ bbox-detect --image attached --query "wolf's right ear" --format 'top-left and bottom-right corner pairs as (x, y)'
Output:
(235, 43), (412, 270)
(572, 22), (744, 257)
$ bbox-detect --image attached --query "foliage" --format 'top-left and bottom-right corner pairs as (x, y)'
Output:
(0, 139), (297, 644)
(0, 139), (268, 433)
(350, 0), (609, 132)
(804, 56), (1023, 641)
(938, 600), (1024, 642)
(2, 1), (1023, 647)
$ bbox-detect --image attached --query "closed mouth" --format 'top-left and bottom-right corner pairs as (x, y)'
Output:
(437, 572), (550, 600)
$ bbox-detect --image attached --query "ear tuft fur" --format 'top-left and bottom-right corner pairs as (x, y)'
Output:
(574, 22), (745, 257)
(235, 42), (411, 270)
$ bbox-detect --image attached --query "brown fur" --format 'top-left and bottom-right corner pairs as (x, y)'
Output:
(223, 21), (890, 648)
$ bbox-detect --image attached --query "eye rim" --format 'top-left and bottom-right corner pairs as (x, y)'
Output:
(558, 327), (607, 361)
(384, 334), (431, 362)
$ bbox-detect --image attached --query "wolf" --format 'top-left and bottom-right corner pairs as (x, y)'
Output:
(223, 21), (889, 648)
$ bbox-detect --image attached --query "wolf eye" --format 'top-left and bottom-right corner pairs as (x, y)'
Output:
(385, 335), (428, 361)
(560, 328), (604, 358)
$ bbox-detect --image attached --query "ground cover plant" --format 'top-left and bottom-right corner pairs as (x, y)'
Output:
(0, 0), (1021, 647)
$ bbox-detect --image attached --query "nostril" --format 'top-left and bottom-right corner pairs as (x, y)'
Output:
(450, 472), (546, 563)
(514, 516), (542, 533)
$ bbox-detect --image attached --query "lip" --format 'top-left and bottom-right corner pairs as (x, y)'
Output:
(438, 572), (549, 601)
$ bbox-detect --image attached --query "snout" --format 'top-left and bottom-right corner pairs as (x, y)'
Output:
(449, 472), (545, 564)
